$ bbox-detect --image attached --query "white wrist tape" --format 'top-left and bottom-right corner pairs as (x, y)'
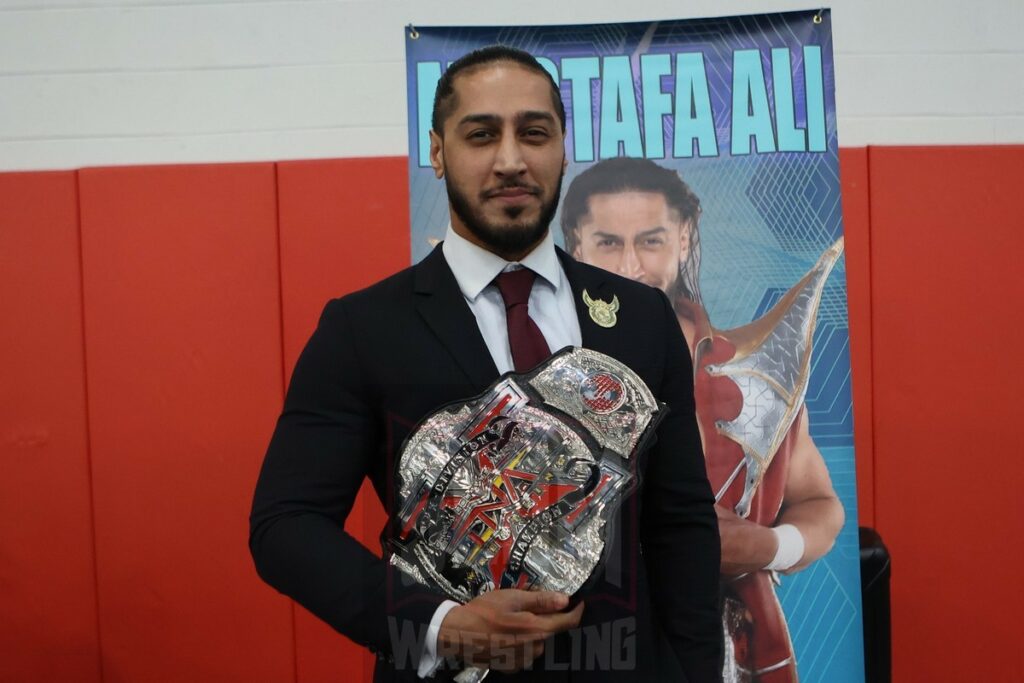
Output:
(765, 524), (805, 571)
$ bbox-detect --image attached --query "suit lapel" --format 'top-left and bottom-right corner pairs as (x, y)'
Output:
(413, 244), (631, 389)
(413, 245), (499, 390)
(557, 248), (633, 362)
(558, 248), (609, 344)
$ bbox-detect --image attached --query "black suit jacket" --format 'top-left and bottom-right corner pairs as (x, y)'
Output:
(250, 245), (721, 682)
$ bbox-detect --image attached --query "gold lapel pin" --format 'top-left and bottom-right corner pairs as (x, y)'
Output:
(583, 289), (619, 328)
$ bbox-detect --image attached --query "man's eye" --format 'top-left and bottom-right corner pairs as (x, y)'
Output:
(469, 130), (494, 140)
(641, 237), (666, 247)
(596, 239), (619, 248)
(523, 128), (549, 139)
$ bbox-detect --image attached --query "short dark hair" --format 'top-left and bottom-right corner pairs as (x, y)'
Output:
(431, 45), (566, 137)
(560, 157), (702, 254)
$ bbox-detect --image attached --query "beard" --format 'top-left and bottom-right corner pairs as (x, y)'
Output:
(445, 172), (563, 257)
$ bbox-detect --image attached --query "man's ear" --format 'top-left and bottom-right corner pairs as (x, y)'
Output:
(429, 130), (444, 179)
(679, 219), (693, 255)
(571, 229), (582, 259)
(562, 152), (568, 175)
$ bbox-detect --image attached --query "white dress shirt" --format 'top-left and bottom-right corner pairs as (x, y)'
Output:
(416, 225), (583, 677)
(441, 224), (582, 373)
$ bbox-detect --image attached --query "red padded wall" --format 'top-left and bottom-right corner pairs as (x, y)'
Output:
(77, 164), (293, 682)
(276, 157), (410, 683)
(869, 146), (1024, 683)
(4, 145), (1023, 682)
(838, 148), (875, 526)
(0, 172), (101, 682)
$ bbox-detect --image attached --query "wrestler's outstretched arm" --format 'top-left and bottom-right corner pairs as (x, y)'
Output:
(717, 406), (844, 576)
(774, 407), (845, 572)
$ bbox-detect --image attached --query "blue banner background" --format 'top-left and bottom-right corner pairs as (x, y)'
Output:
(405, 11), (864, 681)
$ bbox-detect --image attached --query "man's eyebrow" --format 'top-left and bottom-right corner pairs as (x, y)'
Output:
(456, 111), (556, 127)
(589, 231), (625, 241)
(515, 111), (556, 126)
(636, 226), (668, 238)
(457, 113), (502, 127)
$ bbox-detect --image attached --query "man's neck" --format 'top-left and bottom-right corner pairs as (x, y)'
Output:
(449, 222), (547, 263)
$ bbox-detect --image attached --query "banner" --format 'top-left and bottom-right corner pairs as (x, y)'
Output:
(405, 10), (864, 681)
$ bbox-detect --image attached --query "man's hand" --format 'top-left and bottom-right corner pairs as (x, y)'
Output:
(437, 589), (584, 672)
(716, 504), (779, 576)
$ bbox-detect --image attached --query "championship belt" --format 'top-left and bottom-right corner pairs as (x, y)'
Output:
(387, 348), (663, 679)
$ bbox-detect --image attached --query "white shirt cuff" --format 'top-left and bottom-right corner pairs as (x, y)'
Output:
(417, 600), (460, 678)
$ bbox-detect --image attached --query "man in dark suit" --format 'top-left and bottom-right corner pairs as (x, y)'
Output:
(249, 46), (721, 682)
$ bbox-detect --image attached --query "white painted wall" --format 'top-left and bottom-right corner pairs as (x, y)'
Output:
(1, 0), (1021, 171)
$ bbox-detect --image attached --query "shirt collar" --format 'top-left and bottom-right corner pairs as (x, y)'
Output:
(441, 225), (562, 301)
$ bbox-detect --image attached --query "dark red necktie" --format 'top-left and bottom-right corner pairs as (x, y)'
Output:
(494, 268), (551, 373)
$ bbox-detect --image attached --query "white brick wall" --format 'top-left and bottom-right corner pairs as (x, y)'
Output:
(1, 0), (1021, 171)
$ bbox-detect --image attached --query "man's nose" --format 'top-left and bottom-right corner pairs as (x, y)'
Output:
(618, 245), (644, 280)
(494, 134), (527, 176)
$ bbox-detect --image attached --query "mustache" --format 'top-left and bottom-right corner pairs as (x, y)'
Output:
(482, 181), (541, 198)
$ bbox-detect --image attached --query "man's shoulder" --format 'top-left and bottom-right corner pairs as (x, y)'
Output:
(320, 261), (421, 321)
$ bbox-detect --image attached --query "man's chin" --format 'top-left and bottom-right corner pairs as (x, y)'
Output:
(478, 211), (545, 240)
(491, 203), (536, 223)
(469, 222), (547, 255)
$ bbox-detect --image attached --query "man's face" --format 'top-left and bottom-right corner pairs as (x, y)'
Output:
(572, 191), (691, 294)
(429, 63), (567, 259)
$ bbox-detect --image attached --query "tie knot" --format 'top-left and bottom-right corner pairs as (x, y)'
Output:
(494, 268), (536, 309)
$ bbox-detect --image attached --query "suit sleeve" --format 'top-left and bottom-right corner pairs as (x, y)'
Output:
(249, 298), (445, 663)
(641, 291), (723, 681)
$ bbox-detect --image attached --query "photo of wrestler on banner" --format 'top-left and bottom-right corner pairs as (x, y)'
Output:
(561, 157), (844, 682)
(405, 11), (865, 682)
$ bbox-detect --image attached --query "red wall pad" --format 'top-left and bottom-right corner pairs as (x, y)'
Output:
(276, 157), (410, 683)
(78, 164), (293, 682)
(838, 148), (875, 527)
(869, 146), (1024, 683)
(0, 172), (101, 682)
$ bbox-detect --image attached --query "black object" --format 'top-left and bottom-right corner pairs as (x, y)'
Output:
(859, 526), (892, 683)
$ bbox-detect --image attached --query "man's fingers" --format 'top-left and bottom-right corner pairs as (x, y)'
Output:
(538, 600), (585, 632)
(517, 590), (570, 614)
(498, 610), (550, 633)
(518, 600), (585, 635)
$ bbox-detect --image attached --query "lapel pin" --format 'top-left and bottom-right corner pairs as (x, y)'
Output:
(583, 290), (619, 328)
